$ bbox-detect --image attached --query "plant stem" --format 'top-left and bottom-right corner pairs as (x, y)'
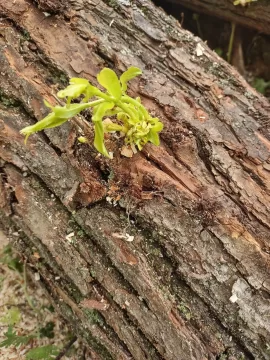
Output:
(23, 261), (36, 313)
(55, 336), (77, 360)
(84, 99), (105, 107)
(121, 95), (148, 118)
(116, 101), (137, 122)
(227, 23), (236, 64)
(193, 14), (203, 39)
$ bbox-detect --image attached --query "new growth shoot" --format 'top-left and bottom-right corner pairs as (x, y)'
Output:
(20, 67), (163, 158)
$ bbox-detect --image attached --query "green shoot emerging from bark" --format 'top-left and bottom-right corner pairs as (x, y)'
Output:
(20, 67), (163, 158)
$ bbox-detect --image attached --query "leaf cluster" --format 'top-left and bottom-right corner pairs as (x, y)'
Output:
(20, 67), (163, 157)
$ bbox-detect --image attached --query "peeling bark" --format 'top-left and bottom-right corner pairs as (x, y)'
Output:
(167, 0), (270, 35)
(0, 0), (270, 359)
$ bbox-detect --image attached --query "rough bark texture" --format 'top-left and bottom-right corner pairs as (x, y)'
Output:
(167, 0), (270, 35)
(0, 0), (270, 359)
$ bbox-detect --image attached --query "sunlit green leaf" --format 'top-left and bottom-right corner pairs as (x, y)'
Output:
(150, 120), (163, 132)
(148, 130), (160, 146)
(82, 84), (103, 102)
(20, 113), (67, 143)
(94, 121), (109, 157)
(97, 68), (121, 99)
(92, 102), (114, 122)
(92, 102), (114, 157)
(20, 103), (92, 143)
(26, 345), (59, 360)
(53, 103), (90, 119)
(57, 78), (89, 99)
(69, 78), (89, 85)
(120, 67), (142, 92)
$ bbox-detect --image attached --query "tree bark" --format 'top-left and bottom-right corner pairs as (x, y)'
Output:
(167, 0), (270, 35)
(0, 0), (270, 359)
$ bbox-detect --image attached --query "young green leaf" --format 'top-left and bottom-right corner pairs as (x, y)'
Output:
(82, 84), (104, 102)
(57, 78), (89, 99)
(120, 67), (142, 92)
(52, 103), (92, 119)
(26, 345), (59, 360)
(92, 102), (114, 157)
(20, 113), (68, 143)
(150, 120), (163, 132)
(97, 68), (122, 100)
(20, 101), (103, 143)
(92, 102), (115, 123)
(148, 130), (160, 146)
(94, 121), (110, 157)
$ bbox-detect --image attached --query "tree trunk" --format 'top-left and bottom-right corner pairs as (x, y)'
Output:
(1, 0), (270, 359)
(167, 0), (270, 35)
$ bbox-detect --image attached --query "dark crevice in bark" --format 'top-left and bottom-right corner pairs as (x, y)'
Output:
(0, 173), (168, 359)
(0, 210), (134, 360)
(11, 218), (84, 304)
(35, 276), (116, 360)
(132, 214), (257, 359)
(173, 267), (256, 360)
(242, 166), (267, 189)
(41, 131), (63, 157)
(171, 276), (255, 360)
(194, 133), (216, 175)
(134, 219), (234, 347)
(95, 47), (116, 69)
(226, 188), (270, 232)
(195, 132), (270, 235)
(0, 16), (70, 92)
(15, 176), (165, 359)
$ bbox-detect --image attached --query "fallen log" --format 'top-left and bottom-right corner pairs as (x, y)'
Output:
(0, 0), (270, 359)
(167, 0), (270, 35)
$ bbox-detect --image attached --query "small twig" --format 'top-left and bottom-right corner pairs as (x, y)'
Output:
(193, 14), (203, 39)
(0, 302), (27, 309)
(55, 336), (78, 360)
(23, 261), (36, 313)
(80, 346), (87, 360)
(227, 23), (236, 64)
(73, 117), (93, 139)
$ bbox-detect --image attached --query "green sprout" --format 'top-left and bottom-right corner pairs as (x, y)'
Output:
(20, 67), (163, 158)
